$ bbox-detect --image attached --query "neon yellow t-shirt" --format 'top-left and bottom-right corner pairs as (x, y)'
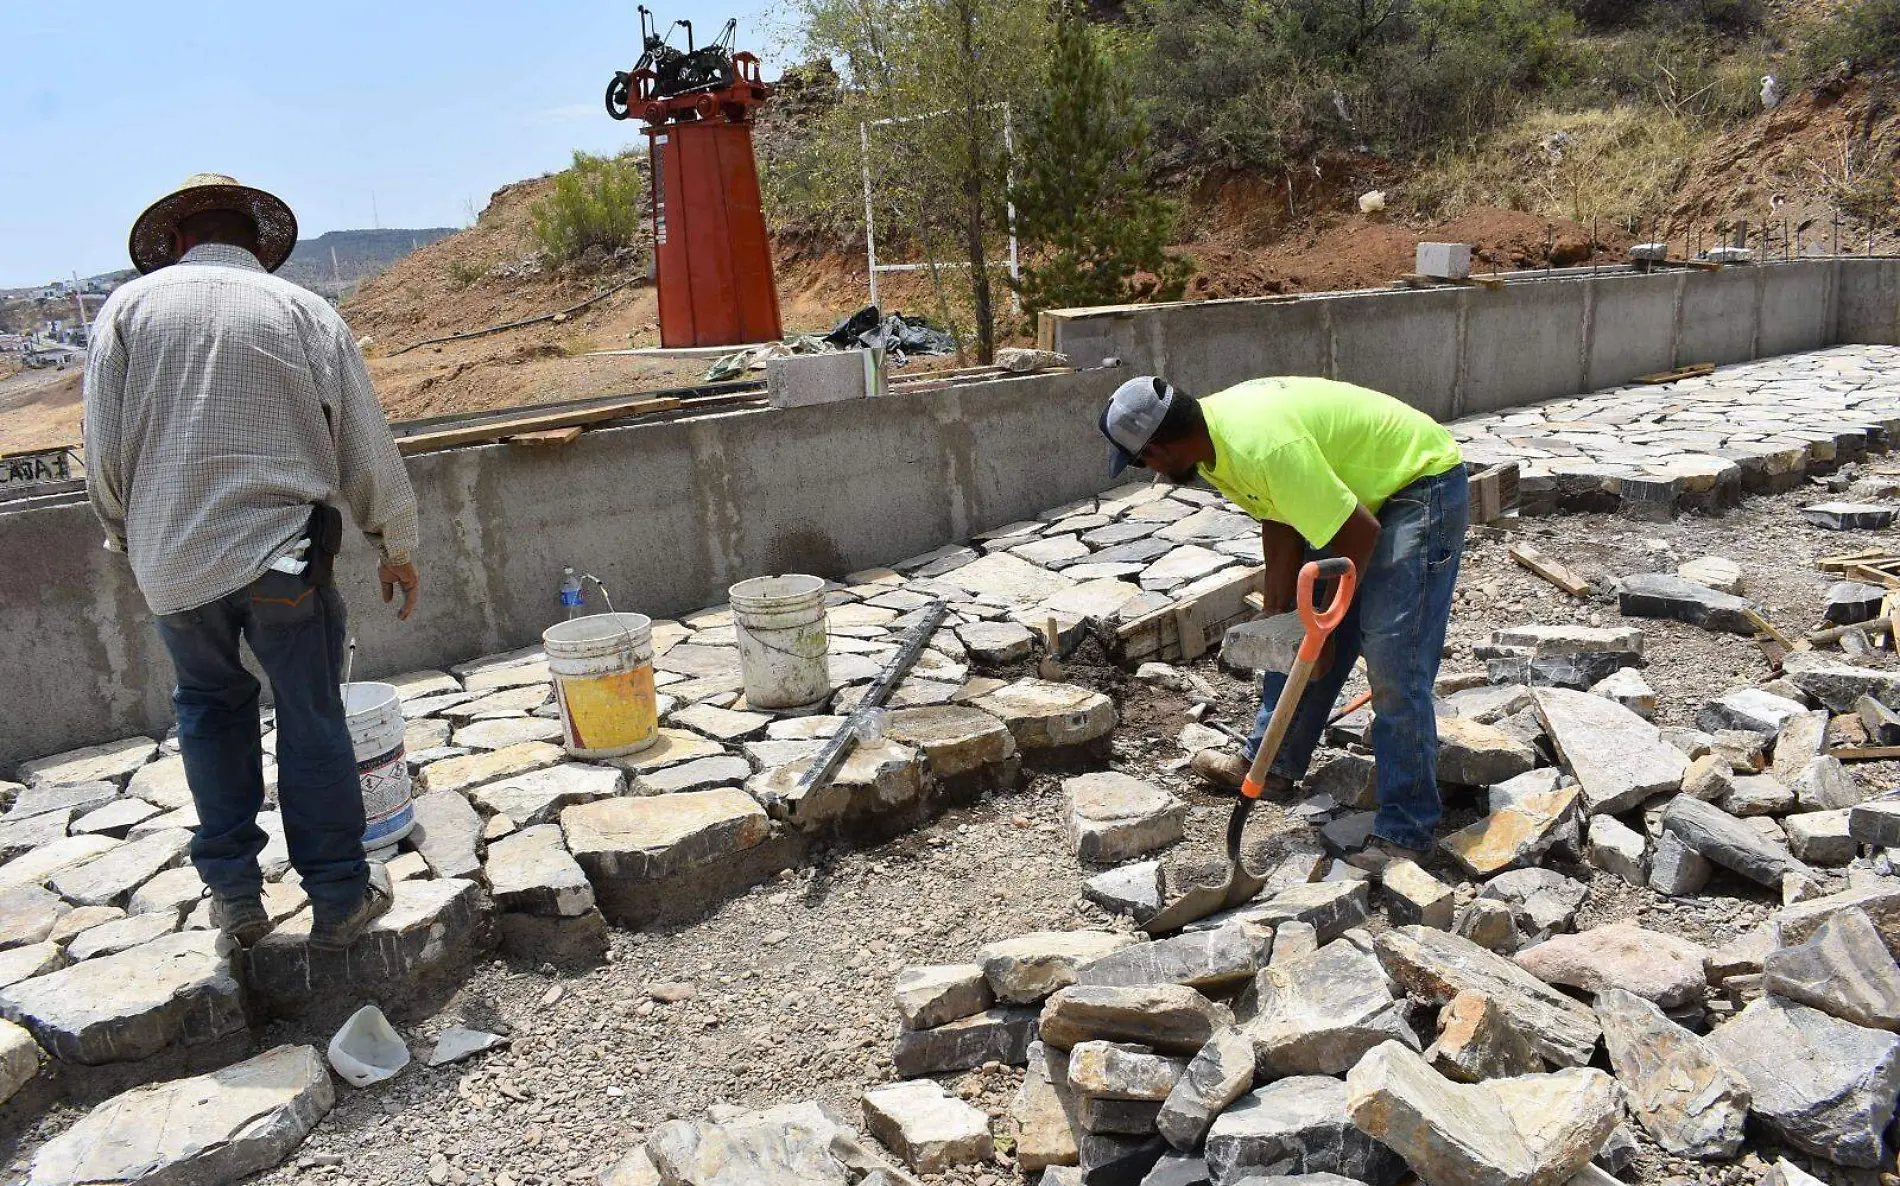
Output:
(1196, 377), (1463, 548)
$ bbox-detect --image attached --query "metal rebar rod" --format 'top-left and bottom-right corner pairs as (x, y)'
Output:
(796, 599), (948, 794)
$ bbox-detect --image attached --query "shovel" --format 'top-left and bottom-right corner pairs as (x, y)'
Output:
(1141, 556), (1358, 936)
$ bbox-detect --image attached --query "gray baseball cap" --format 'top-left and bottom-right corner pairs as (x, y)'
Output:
(1099, 376), (1177, 477)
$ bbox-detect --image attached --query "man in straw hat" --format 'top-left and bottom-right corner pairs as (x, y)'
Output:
(84, 174), (421, 951)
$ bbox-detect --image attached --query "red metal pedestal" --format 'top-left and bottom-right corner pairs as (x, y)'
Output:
(635, 55), (783, 348)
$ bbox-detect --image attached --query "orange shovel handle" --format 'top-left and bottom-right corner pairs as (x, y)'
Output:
(1296, 557), (1357, 664)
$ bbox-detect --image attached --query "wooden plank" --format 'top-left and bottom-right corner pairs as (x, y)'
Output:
(1847, 564), (1900, 590)
(1120, 565), (1262, 663)
(1742, 607), (1797, 651)
(1816, 548), (1890, 572)
(1508, 543), (1591, 597)
(508, 427), (583, 447)
(1469, 462), (1519, 525)
(396, 396), (681, 455)
(1633, 363), (1716, 385)
(1829, 745), (1900, 762)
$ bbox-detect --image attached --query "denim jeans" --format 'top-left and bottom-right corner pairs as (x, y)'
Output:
(155, 570), (367, 921)
(1245, 465), (1470, 851)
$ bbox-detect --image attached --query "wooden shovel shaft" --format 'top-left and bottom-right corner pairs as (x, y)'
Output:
(1241, 653), (1317, 797)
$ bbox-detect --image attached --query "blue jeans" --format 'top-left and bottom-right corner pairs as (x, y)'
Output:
(155, 570), (367, 922)
(1245, 466), (1469, 851)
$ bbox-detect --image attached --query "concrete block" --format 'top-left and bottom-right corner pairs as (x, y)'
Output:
(766, 348), (886, 409)
(1416, 243), (1473, 280)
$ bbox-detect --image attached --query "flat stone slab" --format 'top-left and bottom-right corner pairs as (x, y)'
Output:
(1439, 789), (1579, 877)
(635, 755), (753, 796)
(450, 716), (564, 750)
(1533, 688), (1687, 815)
(468, 762), (624, 826)
(1803, 502), (1896, 530)
(1077, 925), (1257, 993)
(861, 1079), (993, 1174)
(563, 787), (771, 884)
(484, 824), (595, 917)
(1596, 987), (1749, 1160)
(1064, 773), (1187, 863)
(980, 930), (1136, 1004)
(1662, 795), (1811, 888)
(0, 886), (70, 951)
(27, 1043), (333, 1186)
(1708, 996), (1900, 1169)
(1617, 573), (1755, 635)
(1244, 936), (1417, 1077)
(973, 680), (1117, 750)
(408, 789), (484, 879)
(65, 911), (181, 962)
(1763, 907), (1900, 1032)
(892, 1006), (1040, 1077)
(17, 738), (158, 789)
(47, 828), (191, 909)
(7, 782), (118, 823)
(0, 836), (122, 896)
(1346, 1041), (1619, 1186)
(414, 741), (564, 795)
(746, 742), (925, 830)
(895, 964), (994, 1031)
(1374, 926), (1601, 1068)
(941, 551), (1076, 605)
(0, 930), (242, 1064)
(1782, 651), (1900, 713)
(884, 705), (1016, 779)
(1514, 921), (1708, 1008)
(248, 878), (483, 1007)
(1039, 984), (1232, 1057)
(1207, 1076), (1404, 1186)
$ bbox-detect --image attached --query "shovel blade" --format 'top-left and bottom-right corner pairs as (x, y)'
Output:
(1139, 874), (1238, 936)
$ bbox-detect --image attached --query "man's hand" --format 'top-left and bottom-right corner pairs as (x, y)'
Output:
(379, 560), (421, 621)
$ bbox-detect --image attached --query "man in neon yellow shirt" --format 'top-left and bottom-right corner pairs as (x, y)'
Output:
(1099, 375), (1468, 871)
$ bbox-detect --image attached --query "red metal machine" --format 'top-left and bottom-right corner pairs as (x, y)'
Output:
(606, 10), (783, 348)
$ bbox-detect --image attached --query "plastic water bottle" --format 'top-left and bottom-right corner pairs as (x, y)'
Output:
(559, 566), (584, 619)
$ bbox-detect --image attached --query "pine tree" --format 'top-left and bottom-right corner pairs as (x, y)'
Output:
(1009, 9), (1188, 325)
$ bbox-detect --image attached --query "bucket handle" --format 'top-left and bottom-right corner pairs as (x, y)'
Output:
(579, 574), (643, 667)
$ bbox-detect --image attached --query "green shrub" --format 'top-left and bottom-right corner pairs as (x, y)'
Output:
(1566, 0), (1761, 31)
(1797, 0), (1900, 82)
(530, 151), (648, 264)
(1130, 0), (1577, 172)
(446, 258), (489, 286)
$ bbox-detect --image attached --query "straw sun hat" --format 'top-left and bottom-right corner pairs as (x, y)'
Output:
(127, 173), (298, 274)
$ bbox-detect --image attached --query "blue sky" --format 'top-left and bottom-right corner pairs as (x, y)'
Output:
(2, 0), (784, 286)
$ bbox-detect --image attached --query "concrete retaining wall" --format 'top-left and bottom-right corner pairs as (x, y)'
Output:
(5, 258), (1896, 763)
(1047, 259), (1868, 416)
(0, 369), (1121, 764)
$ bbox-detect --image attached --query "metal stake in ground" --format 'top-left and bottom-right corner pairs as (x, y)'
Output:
(796, 599), (947, 796)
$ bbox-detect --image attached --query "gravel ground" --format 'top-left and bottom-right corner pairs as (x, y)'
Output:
(8, 482), (1898, 1186)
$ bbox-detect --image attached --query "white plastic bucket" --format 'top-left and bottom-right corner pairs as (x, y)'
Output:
(544, 612), (658, 759)
(327, 1004), (411, 1087)
(730, 574), (831, 710)
(343, 682), (415, 848)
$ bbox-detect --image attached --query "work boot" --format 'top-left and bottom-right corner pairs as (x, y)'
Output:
(309, 864), (393, 953)
(1345, 838), (1430, 877)
(1190, 748), (1248, 789)
(211, 893), (273, 948)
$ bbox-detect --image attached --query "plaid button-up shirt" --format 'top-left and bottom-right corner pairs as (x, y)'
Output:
(84, 243), (419, 616)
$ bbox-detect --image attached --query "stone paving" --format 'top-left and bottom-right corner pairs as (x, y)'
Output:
(0, 475), (1275, 1177)
(1453, 345), (1900, 519)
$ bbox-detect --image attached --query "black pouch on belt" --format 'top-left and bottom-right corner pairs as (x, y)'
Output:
(303, 503), (344, 587)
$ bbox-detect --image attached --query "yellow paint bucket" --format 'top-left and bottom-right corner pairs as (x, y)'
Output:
(542, 612), (658, 758)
